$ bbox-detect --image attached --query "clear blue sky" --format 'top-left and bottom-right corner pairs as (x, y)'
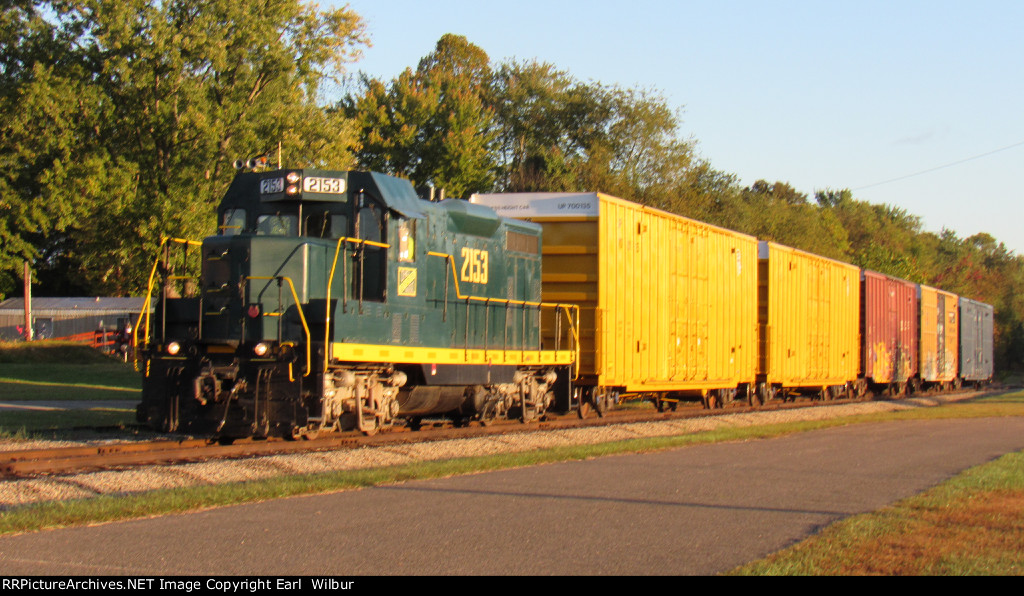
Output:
(333, 0), (1024, 255)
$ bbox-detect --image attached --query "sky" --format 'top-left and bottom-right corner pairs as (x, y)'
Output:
(331, 0), (1024, 255)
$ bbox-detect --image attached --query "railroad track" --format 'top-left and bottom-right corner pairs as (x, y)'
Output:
(0, 390), (986, 479)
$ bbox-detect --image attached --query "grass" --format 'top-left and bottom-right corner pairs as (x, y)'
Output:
(0, 340), (140, 402)
(0, 340), (118, 364)
(0, 408), (137, 440)
(730, 448), (1024, 575)
(0, 341), (140, 440)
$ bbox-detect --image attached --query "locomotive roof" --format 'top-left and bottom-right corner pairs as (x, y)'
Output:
(221, 169), (429, 219)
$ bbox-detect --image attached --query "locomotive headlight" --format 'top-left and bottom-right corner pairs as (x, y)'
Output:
(166, 341), (181, 356)
(285, 171), (301, 184)
(253, 342), (270, 357)
(286, 184), (300, 195)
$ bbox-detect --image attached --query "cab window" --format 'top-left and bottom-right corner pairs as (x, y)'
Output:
(304, 211), (332, 239)
(256, 213), (298, 236)
(354, 194), (386, 302)
(221, 208), (246, 236)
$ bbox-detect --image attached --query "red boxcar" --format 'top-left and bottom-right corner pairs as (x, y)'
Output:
(861, 270), (918, 393)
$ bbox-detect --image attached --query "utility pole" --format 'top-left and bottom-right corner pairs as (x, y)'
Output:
(23, 260), (32, 341)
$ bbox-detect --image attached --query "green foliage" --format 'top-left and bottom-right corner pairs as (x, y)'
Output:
(346, 41), (722, 206)
(719, 180), (851, 260)
(489, 61), (713, 208)
(0, 0), (368, 296)
(345, 33), (497, 198)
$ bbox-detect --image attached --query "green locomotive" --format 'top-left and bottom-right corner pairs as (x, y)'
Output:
(135, 169), (578, 438)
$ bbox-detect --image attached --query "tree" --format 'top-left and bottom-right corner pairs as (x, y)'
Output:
(346, 34), (497, 198)
(0, 0), (368, 297)
(490, 60), (579, 191)
(718, 181), (850, 260)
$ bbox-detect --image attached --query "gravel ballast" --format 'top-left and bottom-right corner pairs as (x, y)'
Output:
(0, 393), (980, 510)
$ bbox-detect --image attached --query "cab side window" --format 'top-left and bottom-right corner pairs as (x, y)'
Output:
(398, 220), (415, 262)
(221, 208), (246, 236)
(354, 194), (386, 301)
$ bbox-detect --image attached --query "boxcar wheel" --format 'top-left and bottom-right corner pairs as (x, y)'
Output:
(594, 390), (610, 418)
(478, 410), (496, 427)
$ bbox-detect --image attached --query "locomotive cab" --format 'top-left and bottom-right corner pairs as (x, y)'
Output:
(136, 169), (578, 438)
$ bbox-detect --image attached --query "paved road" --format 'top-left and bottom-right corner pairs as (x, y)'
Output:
(2, 417), (1024, 575)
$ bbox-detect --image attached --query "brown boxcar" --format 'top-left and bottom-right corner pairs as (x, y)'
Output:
(757, 242), (860, 402)
(861, 270), (918, 393)
(917, 285), (959, 387)
(470, 192), (759, 409)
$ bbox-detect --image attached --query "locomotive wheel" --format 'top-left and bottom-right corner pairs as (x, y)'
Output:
(290, 424), (320, 440)
(577, 399), (592, 419)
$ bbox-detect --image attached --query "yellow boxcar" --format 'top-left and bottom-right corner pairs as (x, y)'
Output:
(470, 192), (759, 404)
(918, 285), (959, 385)
(757, 241), (860, 401)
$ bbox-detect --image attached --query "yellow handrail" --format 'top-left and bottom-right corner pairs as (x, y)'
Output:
(246, 275), (312, 377)
(560, 303), (582, 380)
(324, 236), (392, 371)
(133, 237), (202, 371)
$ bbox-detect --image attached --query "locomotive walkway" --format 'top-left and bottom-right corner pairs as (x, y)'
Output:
(2, 415), (1023, 575)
